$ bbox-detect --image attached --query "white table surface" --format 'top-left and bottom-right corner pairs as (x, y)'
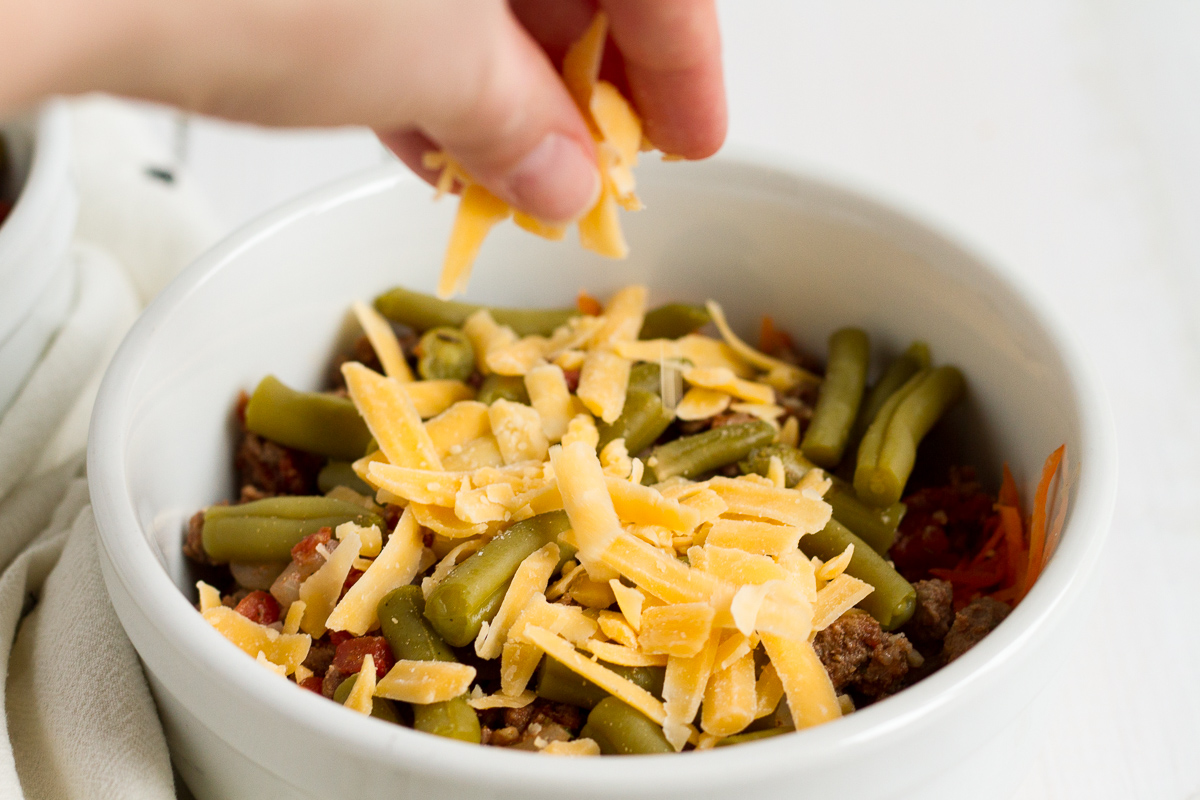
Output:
(137, 2), (1200, 797)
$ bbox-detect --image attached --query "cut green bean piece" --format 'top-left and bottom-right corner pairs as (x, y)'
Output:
(424, 511), (570, 646)
(854, 366), (965, 508)
(801, 328), (870, 469)
(580, 698), (673, 755)
(714, 728), (788, 747)
(202, 497), (382, 562)
(378, 585), (458, 663)
(416, 327), (475, 381)
(332, 674), (401, 723)
(853, 342), (931, 442)
(244, 375), (371, 461)
(535, 656), (665, 710)
(597, 390), (675, 455)
(476, 374), (530, 405)
(375, 286), (577, 337)
(317, 460), (374, 496)
(412, 697), (482, 743)
(627, 362), (663, 395)
(739, 443), (816, 487)
(824, 481), (905, 555)
(638, 303), (710, 340)
(376, 586), (482, 743)
(801, 519), (915, 630)
(644, 420), (776, 483)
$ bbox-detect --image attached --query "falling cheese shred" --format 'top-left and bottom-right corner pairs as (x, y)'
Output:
(427, 10), (652, 297)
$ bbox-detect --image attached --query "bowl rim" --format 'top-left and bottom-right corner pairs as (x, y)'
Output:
(87, 151), (1117, 792)
(0, 100), (76, 340)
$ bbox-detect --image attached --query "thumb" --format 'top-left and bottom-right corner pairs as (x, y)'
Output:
(382, 2), (600, 223)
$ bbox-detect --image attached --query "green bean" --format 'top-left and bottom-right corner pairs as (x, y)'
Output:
(801, 328), (870, 469)
(202, 497), (382, 562)
(374, 286), (577, 337)
(416, 327), (475, 382)
(738, 444), (905, 554)
(476, 374), (529, 405)
(243, 375), (370, 461)
(739, 443), (815, 487)
(714, 728), (788, 747)
(424, 511), (570, 646)
(535, 656), (665, 710)
(854, 366), (965, 507)
(644, 420), (776, 484)
(823, 481), (905, 555)
(597, 390), (675, 455)
(579, 698), (673, 755)
(376, 586), (482, 744)
(317, 460), (374, 496)
(801, 519), (915, 630)
(378, 585), (458, 662)
(332, 674), (401, 723)
(853, 342), (931, 441)
(412, 697), (482, 743)
(638, 303), (710, 340)
(627, 362), (663, 395)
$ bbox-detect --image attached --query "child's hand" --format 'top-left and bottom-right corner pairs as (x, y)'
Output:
(0, 0), (725, 223)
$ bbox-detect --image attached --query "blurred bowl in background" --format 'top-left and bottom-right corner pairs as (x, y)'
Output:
(0, 101), (78, 412)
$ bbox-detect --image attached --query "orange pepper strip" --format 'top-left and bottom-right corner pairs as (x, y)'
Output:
(1022, 444), (1066, 599)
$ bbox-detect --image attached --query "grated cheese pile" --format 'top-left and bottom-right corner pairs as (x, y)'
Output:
(199, 284), (875, 752)
(426, 11), (653, 299)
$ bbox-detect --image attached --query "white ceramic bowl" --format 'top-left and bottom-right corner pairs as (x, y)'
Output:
(88, 157), (1117, 800)
(0, 101), (79, 411)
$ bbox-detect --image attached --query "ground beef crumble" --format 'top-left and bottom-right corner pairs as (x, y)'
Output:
(813, 611), (914, 701)
(942, 597), (1010, 663)
(903, 578), (955, 648)
(478, 699), (583, 749)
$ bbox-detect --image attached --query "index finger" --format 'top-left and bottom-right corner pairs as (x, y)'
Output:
(600, 0), (726, 159)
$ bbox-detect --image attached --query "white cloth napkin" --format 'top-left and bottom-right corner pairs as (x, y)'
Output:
(0, 97), (222, 799)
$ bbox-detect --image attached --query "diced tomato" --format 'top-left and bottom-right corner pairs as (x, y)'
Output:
(328, 630), (355, 647)
(290, 527), (333, 570)
(299, 676), (324, 694)
(333, 636), (394, 680)
(562, 368), (581, 394)
(342, 568), (364, 595)
(234, 591), (281, 625)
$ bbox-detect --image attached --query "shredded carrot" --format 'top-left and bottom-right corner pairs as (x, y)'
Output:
(1022, 444), (1066, 599)
(1043, 449), (1072, 571)
(967, 521), (1006, 570)
(577, 291), (603, 316)
(997, 463), (1020, 511)
(758, 315), (794, 355)
(996, 506), (1026, 594)
(989, 585), (1020, 603)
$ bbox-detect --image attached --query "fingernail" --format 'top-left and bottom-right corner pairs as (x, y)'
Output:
(504, 133), (601, 223)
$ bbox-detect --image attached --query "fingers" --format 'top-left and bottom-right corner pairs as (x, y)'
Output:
(600, 0), (726, 159)
(400, 1), (600, 222)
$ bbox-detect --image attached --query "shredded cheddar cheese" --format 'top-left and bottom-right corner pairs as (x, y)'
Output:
(427, 12), (654, 297)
